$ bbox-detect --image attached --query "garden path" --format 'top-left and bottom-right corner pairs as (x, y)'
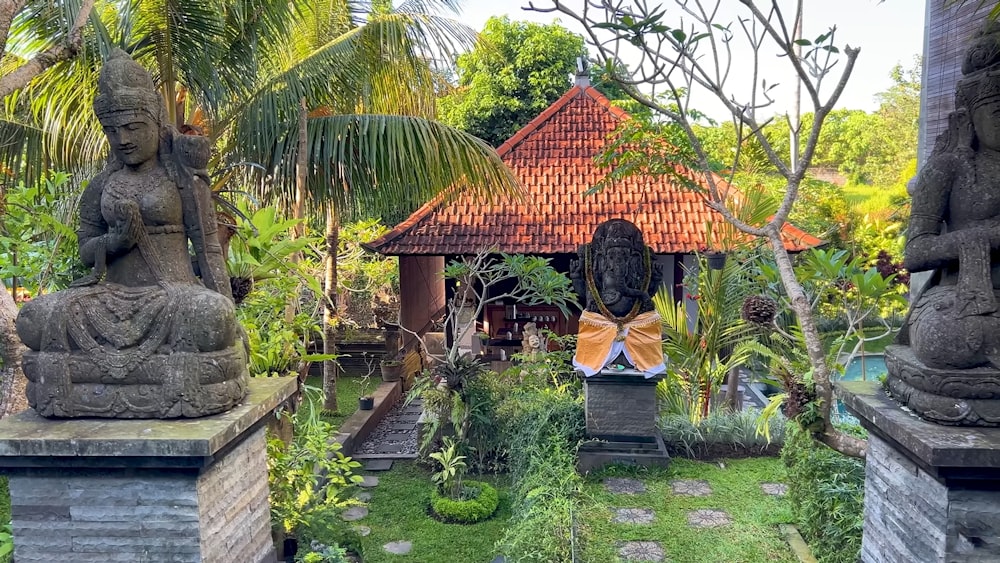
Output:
(354, 397), (422, 458)
(602, 475), (790, 562)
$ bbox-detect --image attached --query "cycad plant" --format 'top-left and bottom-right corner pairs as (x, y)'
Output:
(654, 250), (768, 424)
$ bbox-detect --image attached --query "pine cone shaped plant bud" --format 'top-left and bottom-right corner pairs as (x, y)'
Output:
(741, 295), (778, 325)
(230, 276), (253, 305)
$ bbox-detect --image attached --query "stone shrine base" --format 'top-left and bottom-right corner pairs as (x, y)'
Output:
(0, 377), (297, 563)
(579, 370), (669, 473)
(840, 380), (1000, 562)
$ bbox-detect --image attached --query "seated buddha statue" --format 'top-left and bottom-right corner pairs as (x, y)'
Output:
(14, 49), (248, 418)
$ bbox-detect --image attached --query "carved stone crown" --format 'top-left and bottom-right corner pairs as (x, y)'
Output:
(93, 49), (163, 121)
(957, 22), (1000, 110)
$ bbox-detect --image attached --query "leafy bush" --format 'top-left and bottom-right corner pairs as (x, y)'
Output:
(430, 481), (500, 523)
(495, 386), (586, 562)
(267, 395), (363, 535)
(660, 409), (785, 459)
(295, 540), (349, 563)
(782, 422), (865, 563)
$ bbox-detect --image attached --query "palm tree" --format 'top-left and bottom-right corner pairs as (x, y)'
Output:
(1, 0), (521, 411)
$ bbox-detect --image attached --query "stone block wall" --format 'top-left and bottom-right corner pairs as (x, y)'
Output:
(9, 427), (274, 563)
(862, 434), (1000, 562)
(584, 377), (659, 437)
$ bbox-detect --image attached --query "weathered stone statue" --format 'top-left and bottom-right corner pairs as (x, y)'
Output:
(887, 23), (1000, 425)
(14, 49), (248, 418)
(570, 219), (665, 377)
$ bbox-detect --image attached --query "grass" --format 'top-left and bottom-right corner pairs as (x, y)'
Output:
(303, 373), (367, 429)
(842, 182), (907, 219)
(580, 457), (795, 563)
(358, 462), (511, 563)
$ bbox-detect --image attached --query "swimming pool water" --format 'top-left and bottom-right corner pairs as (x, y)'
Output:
(840, 354), (887, 382)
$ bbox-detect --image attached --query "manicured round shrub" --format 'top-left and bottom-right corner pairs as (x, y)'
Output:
(430, 481), (499, 523)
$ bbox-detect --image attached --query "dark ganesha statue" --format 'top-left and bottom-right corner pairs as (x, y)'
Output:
(15, 49), (248, 418)
(570, 219), (665, 377)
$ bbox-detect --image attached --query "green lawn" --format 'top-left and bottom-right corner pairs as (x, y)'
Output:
(358, 462), (511, 563)
(303, 374), (366, 429)
(580, 457), (796, 563)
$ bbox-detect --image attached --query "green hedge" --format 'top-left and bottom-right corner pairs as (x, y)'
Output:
(782, 423), (865, 563)
(430, 481), (500, 523)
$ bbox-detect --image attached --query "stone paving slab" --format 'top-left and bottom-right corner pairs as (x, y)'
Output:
(341, 506), (368, 521)
(396, 415), (421, 424)
(383, 432), (412, 442)
(761, 482), (788, 496)
(618, 541), (664, 562)
(383, 541), (412, 555)
(353, 525), (371, 537)
(612, 508), (655, 524)
(603, 477), (647, 495)
(671, 479), (712, 496)
(363, 459), (394, 472)
(687, 509), (732, 528)
(388, 423), (416, 432)
(359, 476), (379, 488)
(375, 442), (407, 454)
(355, 492), (372, 502)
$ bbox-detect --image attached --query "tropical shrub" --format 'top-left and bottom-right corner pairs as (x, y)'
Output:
(782, 422), (865, 563)
(266, 394), (363, 535)
(430, 480), (500, 523)
(660, 409), (786, 459)
(495, 383), (586, 562)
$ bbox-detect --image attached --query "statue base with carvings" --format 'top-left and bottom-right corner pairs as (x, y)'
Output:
(840, 379), (1000, 562)
(578, 369), (669, 473)
(0, 377), (296, 563)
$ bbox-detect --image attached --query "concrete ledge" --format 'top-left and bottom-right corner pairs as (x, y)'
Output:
(779, 524), (817, 563)
(0, 377), (297, 468)
(335, 380), (401, 456)
(839, 380), (1000, 479)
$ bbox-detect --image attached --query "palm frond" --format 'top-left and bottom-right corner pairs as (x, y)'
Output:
(267, 114), (521, 216)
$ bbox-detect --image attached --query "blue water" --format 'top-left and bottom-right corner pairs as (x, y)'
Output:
(840, 354), (887, 382)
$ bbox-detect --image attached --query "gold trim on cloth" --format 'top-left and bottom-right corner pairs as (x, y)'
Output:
(573, 310), (665, 377)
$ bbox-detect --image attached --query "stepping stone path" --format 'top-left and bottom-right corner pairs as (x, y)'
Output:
(363, 459), (394, 471)
(687, 509), (732, 528)
(341, 506), (368, 521)
(671, 479), (712, 496)
(352, 525), (371, 537)
(612, 508), (655, 524)
(357, 397), (422, 456)
(603, 477), (647, 495)
(618, 541), (665, 562)
(761, 482), (788, 496)
(358, 475), (379, 488)
(354, 492), (372, 502)
(383, 541), (413, 555)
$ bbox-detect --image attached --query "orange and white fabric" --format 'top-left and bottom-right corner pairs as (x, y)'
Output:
(573, 310), (666, 378)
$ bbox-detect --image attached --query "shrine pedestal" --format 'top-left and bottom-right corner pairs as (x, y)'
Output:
(578, 370), (669, 473)
(840, 380), (1000, 562)
(0, 377), (296, 563)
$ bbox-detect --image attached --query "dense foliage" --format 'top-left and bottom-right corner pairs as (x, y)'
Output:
(430, 480), (500, 523)
(782, 423), (865, 563)
(438, 17), (586, 147)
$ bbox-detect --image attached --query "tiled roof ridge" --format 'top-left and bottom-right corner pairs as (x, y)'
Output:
(495, 84), (630, 157)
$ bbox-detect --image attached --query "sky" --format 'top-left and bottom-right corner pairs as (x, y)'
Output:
(451, 1), (925, 119)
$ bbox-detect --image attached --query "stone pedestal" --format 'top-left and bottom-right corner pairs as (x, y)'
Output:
(579, 371), (669, 473)
(0, 377), (296, 563)
(840, 380), (1000, 562)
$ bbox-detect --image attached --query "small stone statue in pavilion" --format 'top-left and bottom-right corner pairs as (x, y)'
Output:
(15, 49), (248, 418)
(570, 219), (665, 377)
(887, 23), (1000, 425)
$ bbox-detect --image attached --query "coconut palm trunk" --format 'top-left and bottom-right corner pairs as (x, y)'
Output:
(323, 206), (340, 412)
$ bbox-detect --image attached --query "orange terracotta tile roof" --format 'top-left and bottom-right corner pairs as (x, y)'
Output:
(367, 84), (822, 255)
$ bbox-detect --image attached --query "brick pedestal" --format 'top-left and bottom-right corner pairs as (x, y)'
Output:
(0, 377), (296, 563)
(579, 371), (669, 472)
(840, 381), (1000, 562)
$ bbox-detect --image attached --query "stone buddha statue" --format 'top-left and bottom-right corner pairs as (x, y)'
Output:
(570, 219), (665, 377)
(887, 23), (1000, 425)
(14, 49), (248, 418)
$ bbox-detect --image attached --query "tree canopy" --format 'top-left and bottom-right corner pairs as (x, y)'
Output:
(437, 16), (586, 147)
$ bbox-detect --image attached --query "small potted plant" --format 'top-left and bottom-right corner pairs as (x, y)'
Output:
(699, 246), (727, 270)
(358, 374), (374, 410)
(380, 357), (404, 382)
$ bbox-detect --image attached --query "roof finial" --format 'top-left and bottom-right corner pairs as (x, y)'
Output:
(575, 57), (590, 88)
